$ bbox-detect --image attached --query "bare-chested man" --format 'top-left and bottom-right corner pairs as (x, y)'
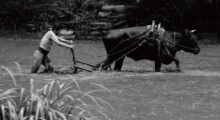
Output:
(31, 28), (74, 73)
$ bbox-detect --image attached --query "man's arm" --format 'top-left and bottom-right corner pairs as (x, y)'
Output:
(49, 31), (74, 49)
(58, 37), (73, 44)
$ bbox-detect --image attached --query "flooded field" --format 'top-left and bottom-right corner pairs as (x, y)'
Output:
(0, 37), (220, 120)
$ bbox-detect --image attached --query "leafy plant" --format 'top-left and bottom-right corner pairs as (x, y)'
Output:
(0, 66), (114, 120)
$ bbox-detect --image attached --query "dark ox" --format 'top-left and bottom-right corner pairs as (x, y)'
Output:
(101, 26), (200, 72)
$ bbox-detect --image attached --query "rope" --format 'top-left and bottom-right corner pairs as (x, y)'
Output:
(108, 30), (148, 53)
(72, 30), (148, 59)
(76, 44), (104, 49)
(101, 40), (145, 70)
(107, 36), (145, 57)
(162, 38), (200, 52)
(101, 30), (200, 71)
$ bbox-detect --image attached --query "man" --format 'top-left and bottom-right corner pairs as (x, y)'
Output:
(31, 27), (74, 73)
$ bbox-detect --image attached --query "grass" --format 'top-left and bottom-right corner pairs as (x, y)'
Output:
(0, 66), (114, 120)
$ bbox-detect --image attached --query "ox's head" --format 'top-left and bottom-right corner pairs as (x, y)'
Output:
(178, 29), (200, 54)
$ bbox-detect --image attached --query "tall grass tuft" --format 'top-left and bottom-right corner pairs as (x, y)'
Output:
(1, 66), (17, 88)
(0, 69), (115, 120)
(14, 62), (22, 73)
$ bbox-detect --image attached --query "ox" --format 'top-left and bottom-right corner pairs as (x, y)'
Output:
(101, 26), (200, 72)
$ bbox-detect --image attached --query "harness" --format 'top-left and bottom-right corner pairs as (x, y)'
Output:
(145, 21), (163, 57)
(163, 34), (199, 52)
(102, 39), (147, 70)
(108, 21), (164, 57)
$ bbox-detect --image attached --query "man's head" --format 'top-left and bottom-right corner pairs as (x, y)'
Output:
(47, 24), (61, 35)
(51, 27), (61, 35)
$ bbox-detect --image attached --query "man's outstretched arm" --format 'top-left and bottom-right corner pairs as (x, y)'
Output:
(58, 37), (73, 44)
(50, 31), (74, 49)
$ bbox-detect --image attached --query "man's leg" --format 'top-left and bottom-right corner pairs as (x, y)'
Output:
(31, 51), (43, 73)
(42, 56), (54, 73)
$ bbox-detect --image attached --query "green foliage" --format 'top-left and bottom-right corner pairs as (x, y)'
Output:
(0, 67), (114, 120)
(0, 0), (219, 34)
(109, 0), (220, 31)
(0, 0), (105, 32)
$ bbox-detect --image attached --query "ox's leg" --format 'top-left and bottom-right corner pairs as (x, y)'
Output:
(173, 57), (180, 71)
(101, 58), (110, 70)
(101, 57), (113, 70)
(155, 60), (161, 72)
(114, 57), (125, 71)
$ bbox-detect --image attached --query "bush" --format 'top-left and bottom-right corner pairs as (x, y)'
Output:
(0, 67), (114, 120)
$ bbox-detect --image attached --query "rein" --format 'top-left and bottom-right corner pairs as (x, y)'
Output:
(108, 30), (148, 53)
(101, 40), (145, 70)
(108, 35), (145, 56)
(162, 33), (199, 52)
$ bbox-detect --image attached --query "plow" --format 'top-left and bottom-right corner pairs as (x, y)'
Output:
(62, 20), (200, 74)
(65, 20), (164, 74)
(69, 48), (103, 73)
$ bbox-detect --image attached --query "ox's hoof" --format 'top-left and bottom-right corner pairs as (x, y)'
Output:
(114, 69), (121, 72)
(176, 68), (181, 72)
(164, 68), (181, 72)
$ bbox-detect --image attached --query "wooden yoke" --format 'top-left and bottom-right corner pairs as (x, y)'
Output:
(151, 20), (155, 32)
(157, 22), (161, 33)
(149, 20), (162, 57)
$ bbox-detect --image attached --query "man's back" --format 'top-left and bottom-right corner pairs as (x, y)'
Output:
(39, 31), (56, 51)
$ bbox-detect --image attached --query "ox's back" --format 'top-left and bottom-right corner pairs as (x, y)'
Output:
(105, 25), (165, 39)
(103, 26), (145, 54)
(103, 26), (165, 52)
(104, 26), (146, 41)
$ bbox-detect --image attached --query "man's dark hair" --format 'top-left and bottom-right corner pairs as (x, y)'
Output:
(53, 24), (62, 31)
(50, 24), (62, 35)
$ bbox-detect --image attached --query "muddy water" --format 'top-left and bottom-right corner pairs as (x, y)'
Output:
(0, 38), (106, 72)
(1, 38), (220, 120)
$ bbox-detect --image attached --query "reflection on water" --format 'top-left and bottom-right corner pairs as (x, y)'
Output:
(0, 38), (106, 72)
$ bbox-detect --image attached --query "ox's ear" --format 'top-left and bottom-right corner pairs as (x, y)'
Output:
(184, 29), (190, 35)
(190, 29), (196, 33)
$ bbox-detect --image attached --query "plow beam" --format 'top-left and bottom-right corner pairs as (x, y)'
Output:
(73, 66), (93, 72)
(76, 60), (96, 68)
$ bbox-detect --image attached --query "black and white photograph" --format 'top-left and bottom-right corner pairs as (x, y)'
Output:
(0, 0), (220, 120)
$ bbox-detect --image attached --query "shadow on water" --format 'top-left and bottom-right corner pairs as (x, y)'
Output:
(121, 69), (153, 73)
(37, 68), (77, 75)
(120, 67), (181, 73)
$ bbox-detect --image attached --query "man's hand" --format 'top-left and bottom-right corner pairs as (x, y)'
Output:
(70, 45), (74, 49)
(70, 40), (73, 44)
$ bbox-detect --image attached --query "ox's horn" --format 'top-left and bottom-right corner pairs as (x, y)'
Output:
(190, 29), (196, 33)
